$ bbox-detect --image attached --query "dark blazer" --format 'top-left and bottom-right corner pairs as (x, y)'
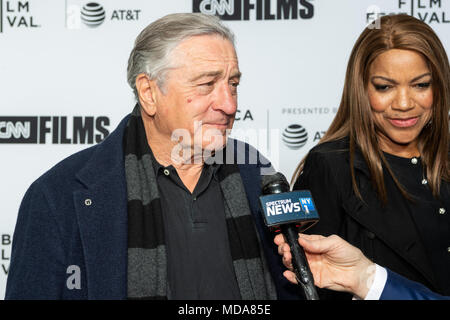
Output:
(381, 269), (449, 300)
(5, 114), (301, 300)
(293, 138), (440, 299)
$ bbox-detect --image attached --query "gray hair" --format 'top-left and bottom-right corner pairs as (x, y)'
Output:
(127, 13), (235, 99)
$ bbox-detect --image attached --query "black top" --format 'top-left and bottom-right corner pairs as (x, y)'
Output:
(294, 138), (450, 297)
(150, 151), (241, 300)
(382, 152), (450, 294)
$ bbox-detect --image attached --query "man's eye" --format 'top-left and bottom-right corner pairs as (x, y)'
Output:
(230, 82), (239, 95)
(201, 81), (214, 86)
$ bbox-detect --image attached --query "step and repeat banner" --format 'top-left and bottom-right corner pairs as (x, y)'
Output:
(0, 0), (449, 298)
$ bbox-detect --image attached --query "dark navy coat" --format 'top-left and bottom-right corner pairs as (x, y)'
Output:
(5, 114), (302, 300)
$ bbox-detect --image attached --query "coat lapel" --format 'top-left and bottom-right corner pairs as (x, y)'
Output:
(344, 151), (436, 288)
(74, 116), (130, 299)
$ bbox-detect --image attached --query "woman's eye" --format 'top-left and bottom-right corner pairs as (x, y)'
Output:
(415, 82), (431, 89)
(374, 84), (391, 92)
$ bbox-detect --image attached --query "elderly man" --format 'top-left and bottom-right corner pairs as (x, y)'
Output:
(5, 13), (300, 300)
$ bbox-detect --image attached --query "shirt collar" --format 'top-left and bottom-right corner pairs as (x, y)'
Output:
(147, 146), (222, 179)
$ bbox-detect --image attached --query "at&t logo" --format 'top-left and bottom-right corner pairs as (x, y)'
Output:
(282, 124), (308, 150)
(80, 2), (105, 28)
(66, 1), (141, 30)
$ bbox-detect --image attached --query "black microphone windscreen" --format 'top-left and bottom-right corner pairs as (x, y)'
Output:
(261, 172), (290, 195)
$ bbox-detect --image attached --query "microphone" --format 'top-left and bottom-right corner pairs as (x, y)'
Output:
(259, 172), (320, 300)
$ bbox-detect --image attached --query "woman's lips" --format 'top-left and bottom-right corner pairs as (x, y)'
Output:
(388, 117), (419, 128)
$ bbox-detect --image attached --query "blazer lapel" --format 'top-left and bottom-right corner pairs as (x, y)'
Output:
(74, 116), (129, 299)
(344, 151), (436, 288)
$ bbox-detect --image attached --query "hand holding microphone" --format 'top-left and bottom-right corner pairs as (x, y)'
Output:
(259, 172), (320, 300)
(275, 233), (376, 299)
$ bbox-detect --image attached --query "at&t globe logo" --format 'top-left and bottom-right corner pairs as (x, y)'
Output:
(66, 1), (142, 29)
(282, 124), (308, 150)
(80, 2), (106, 27)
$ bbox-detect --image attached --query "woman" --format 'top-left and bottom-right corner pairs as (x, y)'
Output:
(291, 14), (450, 299)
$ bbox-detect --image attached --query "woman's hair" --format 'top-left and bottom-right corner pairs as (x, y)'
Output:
(292, 14), (450, 203)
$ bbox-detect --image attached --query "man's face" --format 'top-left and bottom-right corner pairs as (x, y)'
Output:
(153, 35), (240, 158)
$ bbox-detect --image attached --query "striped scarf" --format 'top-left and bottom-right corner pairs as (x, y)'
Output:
(124, 104), (276, 300)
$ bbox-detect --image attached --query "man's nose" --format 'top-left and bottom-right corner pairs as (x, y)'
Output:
(392, 87), (414, 111)
(213, 83), (237, 115)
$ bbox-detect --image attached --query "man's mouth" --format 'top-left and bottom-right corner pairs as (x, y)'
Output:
(204, 121), (230, 128)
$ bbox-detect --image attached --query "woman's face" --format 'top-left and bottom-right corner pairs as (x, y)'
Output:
(367, 49), (433, 156)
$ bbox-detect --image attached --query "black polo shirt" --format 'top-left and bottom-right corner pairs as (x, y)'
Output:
(149, 150), (241, 299)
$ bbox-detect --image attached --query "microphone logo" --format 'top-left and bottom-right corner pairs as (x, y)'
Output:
(259, 190), (319, 230)
(299, 197), (315, 214)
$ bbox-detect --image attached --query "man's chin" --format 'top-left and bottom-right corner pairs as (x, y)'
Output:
(202, 142), (226, 155)
(202, 134), (228, 151)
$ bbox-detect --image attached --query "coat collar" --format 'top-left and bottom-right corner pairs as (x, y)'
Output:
(343, 146), (436, 289)
(73, 115), (130, 299)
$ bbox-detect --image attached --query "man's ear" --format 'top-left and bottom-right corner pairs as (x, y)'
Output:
(135, 73), (158, 116)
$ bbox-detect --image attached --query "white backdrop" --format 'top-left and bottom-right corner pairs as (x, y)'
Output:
(1, 0), (449, 299)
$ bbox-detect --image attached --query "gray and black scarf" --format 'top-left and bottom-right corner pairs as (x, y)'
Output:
(124, 104), (276, 300)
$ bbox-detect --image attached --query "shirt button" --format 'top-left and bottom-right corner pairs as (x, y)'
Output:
(448, 247), (450, 253)
(365, 231), (376, 240)
(421, 179), (428, 185)
(85, 199), (92, 206)
(439, 208), (446, 215)
(411, 158), (418, 165)
(163, 169), (170, 176)
(193, 196), (197, 201)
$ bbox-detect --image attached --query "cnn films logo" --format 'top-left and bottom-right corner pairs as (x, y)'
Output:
(0, 0), (41, 33)
(193, 0), (314, 20)
(66, 1), (141, 29)
(0, 116), (109, 144)
(367, 0), (449, 25)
